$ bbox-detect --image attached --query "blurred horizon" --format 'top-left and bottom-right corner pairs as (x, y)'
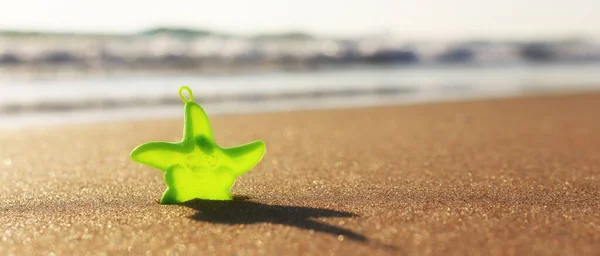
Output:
(1, 25), (599, 41)
(2, 25), (600, 79)
(2, 0), (600, 128)
(2, 0), (600, 40)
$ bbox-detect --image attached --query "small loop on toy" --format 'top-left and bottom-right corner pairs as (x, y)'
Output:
(179, 86), (195, 103)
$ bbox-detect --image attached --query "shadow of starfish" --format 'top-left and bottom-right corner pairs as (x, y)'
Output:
(181, 196), (367, 242)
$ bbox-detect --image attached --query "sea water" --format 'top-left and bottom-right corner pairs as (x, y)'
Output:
(1, 63), (600, 128)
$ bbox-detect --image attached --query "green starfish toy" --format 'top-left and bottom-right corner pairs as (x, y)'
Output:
(130, 86), (266, 204)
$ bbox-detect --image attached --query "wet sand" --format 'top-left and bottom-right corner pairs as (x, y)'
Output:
(1, 92), (600, 255)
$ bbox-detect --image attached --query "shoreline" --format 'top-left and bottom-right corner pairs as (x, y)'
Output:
(2, 88), (600, 129)
(4, 63), (600, 128)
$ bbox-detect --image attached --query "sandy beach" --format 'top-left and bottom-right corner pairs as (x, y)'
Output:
(1, 92), (600, 255)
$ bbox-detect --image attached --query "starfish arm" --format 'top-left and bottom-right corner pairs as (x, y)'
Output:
(130, 141), (185, 172)
(183, 101), (214, 141)
(223, 140), (266, 176)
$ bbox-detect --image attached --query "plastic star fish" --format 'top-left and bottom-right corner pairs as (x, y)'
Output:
(130, 86), (266, 204)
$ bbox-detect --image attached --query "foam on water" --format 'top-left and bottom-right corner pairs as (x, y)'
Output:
(1, 64), (600, 128)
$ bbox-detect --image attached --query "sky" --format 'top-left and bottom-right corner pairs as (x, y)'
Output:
(0, 0), (598, 39)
